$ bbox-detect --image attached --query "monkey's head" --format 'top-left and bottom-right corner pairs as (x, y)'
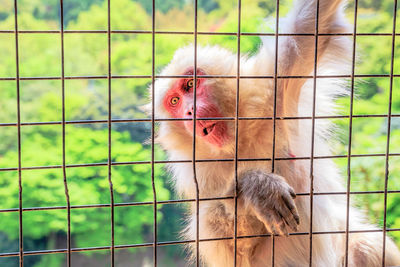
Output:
(149, 45), (243, 157)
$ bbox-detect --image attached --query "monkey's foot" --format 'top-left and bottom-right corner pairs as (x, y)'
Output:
(239, 171), (300, 236)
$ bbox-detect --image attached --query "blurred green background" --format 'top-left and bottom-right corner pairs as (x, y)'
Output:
(0, 0), (399, 266)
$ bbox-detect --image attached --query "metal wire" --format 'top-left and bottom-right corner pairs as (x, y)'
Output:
(59, 0), (72, 266)
(1, 153), (400, 174)
(1, 189), (400, 214)
(344, 0), (358, 265)
(12, 0), (23, 266)
(309, 0), (321, 264)
(233, 0), (241, 265)
(2, 29), (400, 36)
(151, 0), (158, 265)
(192, 1), (200, 266)
(1, 228), (399, 258)
(106, 0), (116, 265)
(382, 0), (398, 265)
(1, 114), (400, 129)
(270, 0), (281, 264)
(1, 0), (399, 265)
(2, 73), (400, 81)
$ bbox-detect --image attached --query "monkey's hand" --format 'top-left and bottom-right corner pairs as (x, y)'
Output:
(238, 170), (300, 236)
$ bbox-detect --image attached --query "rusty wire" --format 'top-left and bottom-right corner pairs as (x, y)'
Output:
(382, 0), (398, 265)
(233, 0), (242, 265)
(344, 0), (359, 266)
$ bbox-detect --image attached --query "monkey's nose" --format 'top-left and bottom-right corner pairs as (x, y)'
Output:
(186, 106), (194, 116)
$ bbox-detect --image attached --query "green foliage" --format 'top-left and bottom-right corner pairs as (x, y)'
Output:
(137, 0), (186, 14)
(0, 126), (169, 244)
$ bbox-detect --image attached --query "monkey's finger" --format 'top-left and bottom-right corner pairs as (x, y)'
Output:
(275, 211), (290, 236)
(278, 201), (299, 230)
(272, 219), (287, 236)
(267, 220), (280, 236)
(276, 203), (298, 231)
(289, 188), (296, 199)
(277, 223), (288, 236)
(263, 222), (274, 234)
(258, 212), (276, 234)
(264, 223), (274, 234)
(270, 211), (286, 236)
(284, 213), (299, 232)
(261, 211), (285, 236)
(281, 194), (300, 225)
(282, 192), (297, 212)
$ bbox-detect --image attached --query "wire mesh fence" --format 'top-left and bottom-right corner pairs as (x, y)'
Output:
(0, 0), (399, 266)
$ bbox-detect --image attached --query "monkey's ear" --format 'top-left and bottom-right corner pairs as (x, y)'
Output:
(140, 103), (152, 115)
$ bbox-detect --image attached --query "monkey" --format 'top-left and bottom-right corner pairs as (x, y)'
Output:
(147, 0), (400, 266)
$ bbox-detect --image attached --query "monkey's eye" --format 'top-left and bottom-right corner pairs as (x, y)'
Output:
(170, 97), (180, 105)
(186, 79), (194, 89)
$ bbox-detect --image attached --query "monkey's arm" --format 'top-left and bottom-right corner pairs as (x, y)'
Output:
(279, 0), (347, 73)
(271, 0), (349, 116)
(237, 170), (300, 235)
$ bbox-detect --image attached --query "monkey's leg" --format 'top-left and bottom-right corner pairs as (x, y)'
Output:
(238, 170), (300, 235)
(348, 232), (400, 266)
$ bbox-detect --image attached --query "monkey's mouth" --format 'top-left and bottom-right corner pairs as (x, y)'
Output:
(202, 124), (216, 136)
(185, 120), (228, 147)
(200, 122), (228, 147)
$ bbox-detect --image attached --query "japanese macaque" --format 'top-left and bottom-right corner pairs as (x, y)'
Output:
(148, 0), (400, 266)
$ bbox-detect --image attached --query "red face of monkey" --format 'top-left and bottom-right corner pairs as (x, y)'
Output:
(163, 68), (229, 147)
